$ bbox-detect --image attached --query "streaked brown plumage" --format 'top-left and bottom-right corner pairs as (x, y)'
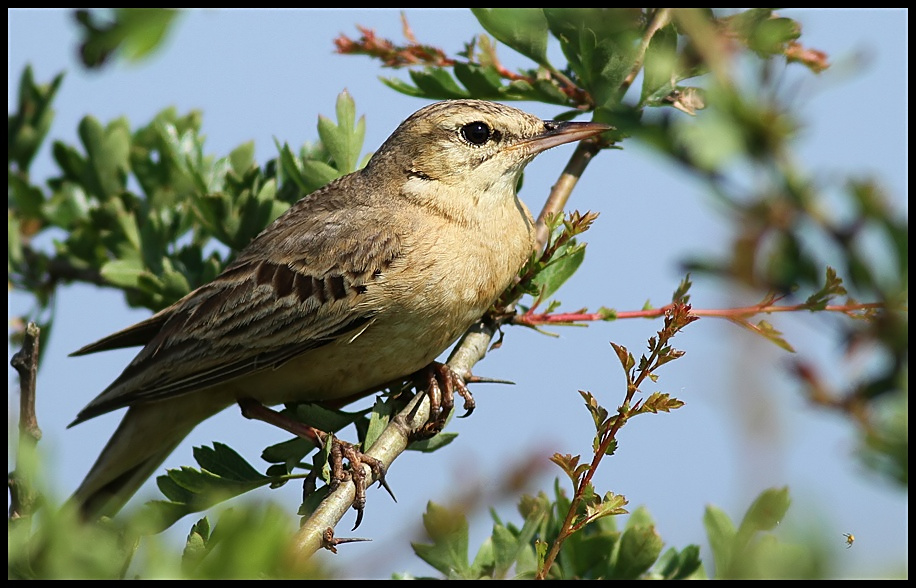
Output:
(69, 99), (609, 518)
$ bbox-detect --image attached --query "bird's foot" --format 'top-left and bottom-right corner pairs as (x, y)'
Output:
(409, 362), (475, 441)
(323, 435), (393, 529)
(237, 398), (393, 529)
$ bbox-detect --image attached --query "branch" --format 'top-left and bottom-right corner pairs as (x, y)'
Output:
(16, 243), (109, 289)
(8, 322), (42, 521)
(288, 317), (499, 564)
(534, 139), (604, 253)
(515, 301), (888, 326)
(619, 8), (672, 94)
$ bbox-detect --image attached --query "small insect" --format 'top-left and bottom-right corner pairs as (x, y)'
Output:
(843, 533), (855, 548)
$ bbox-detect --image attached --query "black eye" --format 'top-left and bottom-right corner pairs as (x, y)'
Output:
(461, 121), (491, 146)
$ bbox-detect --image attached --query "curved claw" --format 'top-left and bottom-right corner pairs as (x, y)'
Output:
(352, 506), (364, 531)
(238, 398), (393, 531)
(409, 362), (478, 438)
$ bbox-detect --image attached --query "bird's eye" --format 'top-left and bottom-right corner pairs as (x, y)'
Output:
(460, 121), (491, 146)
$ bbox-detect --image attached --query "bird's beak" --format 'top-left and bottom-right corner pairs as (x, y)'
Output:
(515, 120), (612, 155)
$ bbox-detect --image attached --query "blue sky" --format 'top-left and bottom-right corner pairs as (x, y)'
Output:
(8, 9), (907, 578)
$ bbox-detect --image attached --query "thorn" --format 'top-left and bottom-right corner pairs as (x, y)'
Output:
(466, 374), (516, 385)
(375, 465), (397, 503)
(322, 527), (372, 553)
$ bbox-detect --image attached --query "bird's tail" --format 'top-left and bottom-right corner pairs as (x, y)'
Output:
(69, 396), (225, 519)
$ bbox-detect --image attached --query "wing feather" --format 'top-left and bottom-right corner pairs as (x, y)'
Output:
(71, 178), (404, 425)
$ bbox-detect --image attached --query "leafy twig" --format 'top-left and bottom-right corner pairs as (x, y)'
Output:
(516, 301), (885, 324)
(536, 302), (697, 579)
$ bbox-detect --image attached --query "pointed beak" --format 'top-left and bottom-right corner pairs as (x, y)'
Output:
(516, 120), (612, 155)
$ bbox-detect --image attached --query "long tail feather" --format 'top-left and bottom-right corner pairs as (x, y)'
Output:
(69, 396), (225, 519)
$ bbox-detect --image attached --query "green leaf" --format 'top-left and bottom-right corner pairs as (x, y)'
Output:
(228, 141), (255, 175)
(610, 524), (663, 579)
(274, 139), (310, 194)
(235, 183), (283, 248)
(255, 177), (288, 223)
(488, 524), (519, 578)
(705, 487), (797, 579)
(748, 17), (800, 56)
(182, 504), (300, 579)
(671, 274), (692, 303)
(549, 452), (584, 486)
(8, 215), (23, 272)
(379, 76), (427, 98)
(100, 258), (146, 289)
(804, 266), (846, 309)
(675, 108), (747, 171)
(524, 78), (573, 105)
(585, 491), (628, 522)
(158, 261), (192, 303)
(8, 66), (64, 171)
(640, 23), (678, 105)
(181, 517), (211, 572)
(638, 392), (685, 414)
(41, 183), (91, 227)
(192, 443), (267, 482)
(76, 9), (182, 68)
(191, 191), (236, 248)
(557, 528), (615, 579)
(113, 8), (182, 62)
(412, 502), (471, 578)
(51, 141), (88, 184)
(262, 441), (315, 480)
(749, 319), (795, 353)
(316, 90), (366, 175)
(364, 396), (395, 451)
(300, 159), (342, 193)
(534, 539), (548, 572)
(703, 504), (736, 579)
(471, 9), (551, 66)
(578, 390), (608, 433)
(735, 486), (790, 546)
(531, 240), (586, 301)
(287, 402), (364, 434)
(78, 115), (131, 199)
(453, 62), (505, 97)
(142, 443), (276, 533)
(623, 504), (655, 530)
(655, 544), (704, 579)
(543, 8), (643, 109)
(610, 342), (634, 373)
(469, 534), (496, 578)
(409, 68), (470, 99)
(506, 503), (548, 578)
(113, 202), (142, 252)
(408, 431), (458, 453)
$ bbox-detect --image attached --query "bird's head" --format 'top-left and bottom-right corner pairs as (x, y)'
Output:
(369, 100), (610, 204)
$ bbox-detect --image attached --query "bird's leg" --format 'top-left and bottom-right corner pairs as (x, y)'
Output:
(237, 397), (393, 529)
(410, 362), (476, 440)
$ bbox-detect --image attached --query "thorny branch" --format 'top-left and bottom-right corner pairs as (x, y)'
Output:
(333, 15), (590, 105)
(515, 300), (887, 327)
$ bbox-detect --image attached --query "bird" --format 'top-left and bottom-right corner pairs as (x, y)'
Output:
(67, 99), (610, 521)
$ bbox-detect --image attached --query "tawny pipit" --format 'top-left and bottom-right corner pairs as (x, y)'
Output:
(69, 99), (609, 520)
